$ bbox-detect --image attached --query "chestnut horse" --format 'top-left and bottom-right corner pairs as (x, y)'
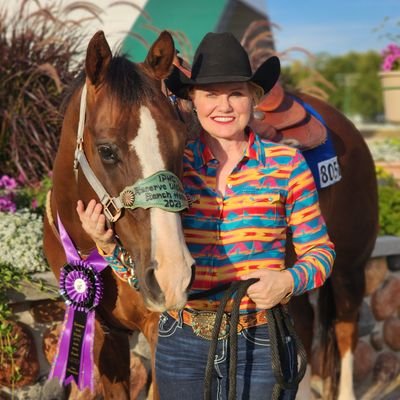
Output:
(231, 94), (378, 400)
(279, 94), (378, 400)
(44, 31), (194, 399)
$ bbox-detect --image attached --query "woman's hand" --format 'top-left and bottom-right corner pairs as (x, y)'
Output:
(240, 269), (294, 309)
(76, 199), (116, 255)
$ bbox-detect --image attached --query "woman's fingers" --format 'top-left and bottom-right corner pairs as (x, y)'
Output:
(76, 200), (116, 253)
(90, 202), (103, 222)
(76, 199), (106, 234)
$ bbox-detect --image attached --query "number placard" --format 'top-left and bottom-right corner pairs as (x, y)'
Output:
(318, 156), (341, 188)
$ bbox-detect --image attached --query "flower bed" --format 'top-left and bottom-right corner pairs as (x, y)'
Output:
(0, 210), (48, 273)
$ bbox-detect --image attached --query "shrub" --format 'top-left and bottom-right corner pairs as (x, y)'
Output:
(376, 166), (400, 236)
(369, 138), (400, 162)
(0, 0), (100, 183)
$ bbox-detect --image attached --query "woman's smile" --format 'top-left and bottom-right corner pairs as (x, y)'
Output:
(191, 82), (253, 141)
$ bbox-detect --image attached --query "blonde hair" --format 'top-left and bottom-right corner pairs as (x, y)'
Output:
(248, 82), (264, 105)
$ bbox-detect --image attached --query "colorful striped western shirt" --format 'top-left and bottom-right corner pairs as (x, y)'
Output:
(183, 129), (335, 312)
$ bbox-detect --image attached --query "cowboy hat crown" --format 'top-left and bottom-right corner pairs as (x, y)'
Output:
(166, 32), (280, 98)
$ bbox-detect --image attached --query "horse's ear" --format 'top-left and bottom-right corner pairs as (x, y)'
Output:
(85, 31), (112, 86)
(144, 31), (175, 80)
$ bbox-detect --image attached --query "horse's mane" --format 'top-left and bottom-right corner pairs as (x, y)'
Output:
(61, 55), (158, 113)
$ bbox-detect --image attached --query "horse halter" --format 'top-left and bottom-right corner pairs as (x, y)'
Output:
(73, 84), (188, 222)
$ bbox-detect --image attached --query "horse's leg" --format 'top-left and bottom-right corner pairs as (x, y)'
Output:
(97, 322), (131, 399)
(331, 267), (365, 400)
(289, 293), (315, 400)
(334, 320), (357, 400)
(67, 320), (130, 400)
(139, 312), (160, 400)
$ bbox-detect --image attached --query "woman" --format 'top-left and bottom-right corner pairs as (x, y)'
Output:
(77, 32), (335, 399)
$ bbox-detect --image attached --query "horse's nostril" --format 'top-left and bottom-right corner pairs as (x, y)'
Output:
(145, 265), (163, 302)
(187, 263), (196, 291)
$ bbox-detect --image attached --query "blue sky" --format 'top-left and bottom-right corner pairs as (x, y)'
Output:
(265, 0), (400, 59)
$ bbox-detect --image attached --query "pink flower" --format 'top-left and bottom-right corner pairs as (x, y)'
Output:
(31, 198), (38, 209)
(381, 43), (400, 71)
(0, 175), (18, 190)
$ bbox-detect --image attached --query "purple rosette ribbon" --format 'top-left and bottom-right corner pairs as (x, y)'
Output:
(48, 215), (108, 392)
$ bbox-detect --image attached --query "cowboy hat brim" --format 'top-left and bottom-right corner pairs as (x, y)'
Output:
(166, 56), (281, 99)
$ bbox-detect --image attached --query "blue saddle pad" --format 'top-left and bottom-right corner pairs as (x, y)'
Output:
(297, 99), (341, 190)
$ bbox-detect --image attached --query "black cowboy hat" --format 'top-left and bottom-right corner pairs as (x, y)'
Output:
(166, 32), (280, 99)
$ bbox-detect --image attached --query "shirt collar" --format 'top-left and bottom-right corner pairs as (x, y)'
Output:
(192, 128), (266, 170)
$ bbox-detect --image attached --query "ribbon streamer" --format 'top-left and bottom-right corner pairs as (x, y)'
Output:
(48, 215), (108, 392)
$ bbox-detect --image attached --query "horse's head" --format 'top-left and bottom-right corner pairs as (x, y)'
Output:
(71, 31), (194, 312)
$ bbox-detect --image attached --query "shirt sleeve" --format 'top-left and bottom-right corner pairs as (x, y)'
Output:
(285, 150), (336, 296)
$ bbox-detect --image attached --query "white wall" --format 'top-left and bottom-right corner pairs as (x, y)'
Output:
(0, 0), (148, 53)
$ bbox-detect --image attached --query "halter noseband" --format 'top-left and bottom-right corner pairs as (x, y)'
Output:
(73, 84), (188, 222)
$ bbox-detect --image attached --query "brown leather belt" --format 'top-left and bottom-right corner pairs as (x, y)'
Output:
(168, 308), (267, 340)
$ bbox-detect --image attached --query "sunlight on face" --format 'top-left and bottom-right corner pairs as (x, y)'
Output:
(191, 82), (253, 141)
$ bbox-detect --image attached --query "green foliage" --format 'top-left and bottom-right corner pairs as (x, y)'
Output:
(378, 185), (400, 236)
(376, 166), (400, 236)
(15, 175), (53, 213)
(0, 262), (54, 386)
(0, 263), (30, 385)
(282, 51), (384, 120)
(0, 263), (30, 322)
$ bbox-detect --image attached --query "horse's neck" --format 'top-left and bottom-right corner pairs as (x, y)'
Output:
(51, 119), (95, 254)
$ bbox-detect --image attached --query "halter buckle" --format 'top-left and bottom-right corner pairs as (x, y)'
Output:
(102, 198), (122, 222)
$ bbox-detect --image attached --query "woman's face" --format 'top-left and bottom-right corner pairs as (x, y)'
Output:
(191, 82), (253, 140)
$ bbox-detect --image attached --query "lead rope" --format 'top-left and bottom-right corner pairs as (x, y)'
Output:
(202, 279), (307, 400)
(267, 305), (308, 398)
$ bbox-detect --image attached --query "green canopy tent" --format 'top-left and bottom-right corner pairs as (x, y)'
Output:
(121, 0), (272, 63)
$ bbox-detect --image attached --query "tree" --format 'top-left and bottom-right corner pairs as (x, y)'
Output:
(282, 51), (383, 121)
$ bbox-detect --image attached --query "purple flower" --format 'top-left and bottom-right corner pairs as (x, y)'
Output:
(0, 175), (18, 190)
(0, 196), (17, 213)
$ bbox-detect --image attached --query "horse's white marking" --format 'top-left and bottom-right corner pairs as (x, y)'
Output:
(130, 106), (165, 177)
(296, 364), (313, 400)
(129, 106), (193, 310)
(337, 350), (356, 400)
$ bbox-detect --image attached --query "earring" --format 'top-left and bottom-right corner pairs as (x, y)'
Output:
(193, 107), (197, 115)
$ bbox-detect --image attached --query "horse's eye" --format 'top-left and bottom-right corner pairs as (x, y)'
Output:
(98, 145), (119, 164)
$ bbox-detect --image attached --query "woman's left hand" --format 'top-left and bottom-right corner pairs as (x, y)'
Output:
(240, 269), (294, 309)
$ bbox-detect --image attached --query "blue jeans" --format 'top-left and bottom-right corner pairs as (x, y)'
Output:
(155, 311), (298, 400)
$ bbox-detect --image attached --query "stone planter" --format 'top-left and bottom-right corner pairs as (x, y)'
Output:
(379, 71), (400, 123)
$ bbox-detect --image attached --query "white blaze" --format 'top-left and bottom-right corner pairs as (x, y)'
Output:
(130, 106), (193, 310)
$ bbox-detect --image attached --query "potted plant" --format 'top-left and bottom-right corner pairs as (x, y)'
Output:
(379, 43), (400, 123)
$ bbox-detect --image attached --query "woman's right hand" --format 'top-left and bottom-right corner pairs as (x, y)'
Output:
(76, 199), (116, 255)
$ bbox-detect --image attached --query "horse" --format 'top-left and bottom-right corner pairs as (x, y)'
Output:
(43, 30), (194, 399)
(265, 91), (379, 400)
(238, 90), (378, 400)
(272, 92), (378, 400)
(168, 57), (378, 399)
